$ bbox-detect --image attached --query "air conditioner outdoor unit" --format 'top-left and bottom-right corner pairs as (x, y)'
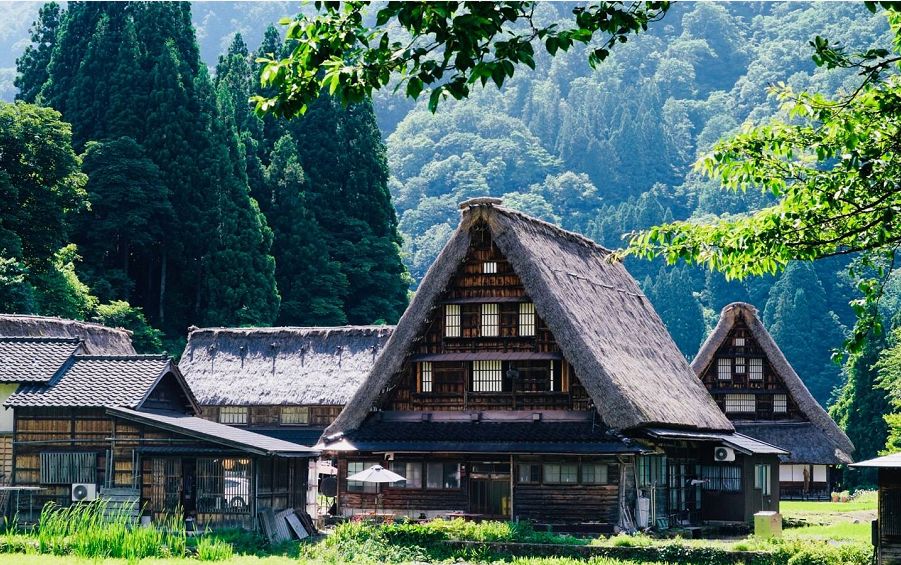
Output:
(71, 483), (97, 502)
(713, 446), (736, 462)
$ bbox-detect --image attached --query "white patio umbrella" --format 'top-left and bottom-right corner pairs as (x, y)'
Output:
(346, 464), (406, 483)
(347, 465), (406, 516)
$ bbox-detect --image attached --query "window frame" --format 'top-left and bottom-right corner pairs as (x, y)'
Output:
(542, 462), (578, 485)
(518, 302), (536, 337)
(419, 362), (433, 393)
(735, 356), (746, 374)
(347, 461), (379, 493)
(444, 304), (461, 337)
(280, 406), (310, 426)
(517, 462), (541, 484)
(773, 393), (788, 414)
(749, 357), (763, 381)
(581, 462), (609, 485)
(480, 303), (500, 337)
(755, 464), (771, 496)
(472, 360), (503, 392)
(218, 406), (248, 425)
(388, 462), (423, 489)
(724, 393), (755, 414)
(700, 465), (742, 493)
(717, 358), (731, 380)
(425, 462), (460, 490)
(482, 261), (498, 274)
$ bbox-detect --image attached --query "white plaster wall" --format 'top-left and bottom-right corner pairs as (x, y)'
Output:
(0, 384), (16, 432)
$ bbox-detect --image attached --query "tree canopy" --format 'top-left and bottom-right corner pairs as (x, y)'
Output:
(253, 1), (669, 117)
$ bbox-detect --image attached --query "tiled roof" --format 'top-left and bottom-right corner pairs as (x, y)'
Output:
(6, 355), (170, 408)
(644, 427), (788, 456)
(0, 337), (82, 383)
(326, 419), (644, 454)
(107, 407), (319, 456)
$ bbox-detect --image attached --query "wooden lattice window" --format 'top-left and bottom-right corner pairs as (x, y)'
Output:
(735, 357), (746, 374)
(519, 302), (536, 336)
(733, 336), (745, 347)
(749, 358), (763, 380)
(445, 304), (461, 337)
(482, 261), (498, 274)
(717, 358), (731, 380)
(196, 457), (251, 513)
(419, 362), (433, 393)
(724, 393), (755, 413)
(472, 360), (503, 392)
(481, 303), (499, 337)
(150, 458), (180, 512)
(773, 393), (788, 413)
(218, 406), (248, 425)
(882, 487), (901, 538)
(280, 406), (310, 425)
(40, 452), (96, 485)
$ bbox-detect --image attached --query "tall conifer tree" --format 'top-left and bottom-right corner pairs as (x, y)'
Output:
(14, 2), (62, 104)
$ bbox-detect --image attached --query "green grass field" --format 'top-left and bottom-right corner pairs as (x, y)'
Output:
(780, 490), (877, 543)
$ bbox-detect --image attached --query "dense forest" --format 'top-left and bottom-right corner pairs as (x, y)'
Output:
(2, 2), (901, 476)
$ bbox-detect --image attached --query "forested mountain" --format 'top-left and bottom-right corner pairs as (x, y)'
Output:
(2, 1), (408, 352)
(375, 2), (890, 412)
(2, 2), (899, 463)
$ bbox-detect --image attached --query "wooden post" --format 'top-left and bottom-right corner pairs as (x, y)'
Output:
(509, 454), (514, 520)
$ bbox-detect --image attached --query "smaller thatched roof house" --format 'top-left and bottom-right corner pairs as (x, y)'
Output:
(180, 326), (394, 407)
(691, 302), (854, 465)
(0, 314), (135, 355)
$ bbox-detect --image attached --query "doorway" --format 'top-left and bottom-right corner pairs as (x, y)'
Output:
(182, 458), (196, 514)
(469, 463), (510, 517)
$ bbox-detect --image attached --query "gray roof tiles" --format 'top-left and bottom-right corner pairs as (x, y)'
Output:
(0, 337), (82, 383)
(6, 355), (171, 408)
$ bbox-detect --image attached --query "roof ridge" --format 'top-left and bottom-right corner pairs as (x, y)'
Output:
(73, 354), (169, 361)
(0, 336), (82, 343)
(189, 325), (395, 334)
(492, 205), (614, 255)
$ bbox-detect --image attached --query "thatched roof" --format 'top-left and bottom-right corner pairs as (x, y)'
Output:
(327, 199), (733, 435)
(691, 302), (854, 463)
(734, 422), (851, 465)
(179, 326), (394, 406)
(0, 314), (135, 354)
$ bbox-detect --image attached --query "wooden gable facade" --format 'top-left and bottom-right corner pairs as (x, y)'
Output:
(384, 220), (592, 413)
(692, 303), (855, 500)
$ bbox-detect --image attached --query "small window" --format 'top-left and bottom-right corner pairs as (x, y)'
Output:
(389, 462), (422, 488)
(419, 362), (433, 393)
(735, 357), (746, 374)
(701, 465), (742, 492)
(517, 463), (541, 484)
(774, 393), (788, 413)
(734, 337), (745, 347)
(582, 463), (609, 485)
(426, 463), (460, 489)
(40, 452), (97, 485)
(481, 303), (499, 337)
(755, 464), (771, 495)
(472, 360), (503, 392)
(280, 406), (310, 425)
(749, 358), (763, 380)
(717, 358), (731, 380)
(519, 302), (536, 337)
(219, 406), (248, 425)
(543, 463), (578, 484)
(445, 304), (461, 337)
(724, 393), (755, 414)
(482, 261), (498, 274)
(347, 461), (378, 493)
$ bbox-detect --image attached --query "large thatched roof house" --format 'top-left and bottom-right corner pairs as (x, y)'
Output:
(692, 302), (855, 499)
(179, 326), (393, 445)
(321, 198), (784, 528)
(1, 335), (316, 530)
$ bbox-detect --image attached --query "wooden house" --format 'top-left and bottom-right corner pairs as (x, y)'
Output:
(320, 198), (785, 529)
(0, 315), (135, 490)
(850, 453), (901, 564)
(179, 326), (393, 446)
(691, 303), (854, 499)
(2, 339), (317, 529)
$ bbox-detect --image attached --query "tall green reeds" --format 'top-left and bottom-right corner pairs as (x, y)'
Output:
(33, 500), (186, 558)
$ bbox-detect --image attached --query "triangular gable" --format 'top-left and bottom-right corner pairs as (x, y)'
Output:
(327, 200), (733, 435)
(137, 361), (201, 415)
(691, 302), (854, 458)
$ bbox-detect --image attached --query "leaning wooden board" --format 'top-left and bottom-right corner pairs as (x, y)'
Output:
(285, 511), (309, 540)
